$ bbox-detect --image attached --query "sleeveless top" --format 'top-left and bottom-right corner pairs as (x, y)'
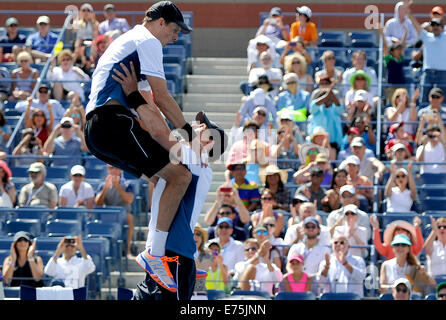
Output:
(34, 126), (49, 146)
(288, 272), (308, 292)
(10, 257), (44, 288)
(15, 68), (37, 92)
(205, 267), (225, 291)
(384, 258), (408, 286)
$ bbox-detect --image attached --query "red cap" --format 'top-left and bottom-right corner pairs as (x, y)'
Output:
(348, 127), (360, 136)
(432, 6), (444, 15)
(0, 160), (12, 180)
(389, 122), (404, 135)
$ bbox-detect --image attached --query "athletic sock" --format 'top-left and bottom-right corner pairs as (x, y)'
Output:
(150, 229), (169, 256)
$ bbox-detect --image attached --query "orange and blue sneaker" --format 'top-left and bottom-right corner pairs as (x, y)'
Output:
(196, 269), (208, 279)
(136, 249), (179, 292)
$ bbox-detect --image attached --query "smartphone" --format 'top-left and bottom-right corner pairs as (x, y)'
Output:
(219, 187), (232, 193)
(212, 250), (218, 257)
(289, 42), (297, 47)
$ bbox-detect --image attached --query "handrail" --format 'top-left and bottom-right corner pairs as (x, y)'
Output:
(5, 12), (75, 154)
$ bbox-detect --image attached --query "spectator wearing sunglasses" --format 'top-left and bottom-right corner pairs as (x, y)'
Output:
(252, 224), (283, 272)
(287, 193), (309, 228)
(330, 204), (368, 258)
(206, 204), (247, 241)
(295, 166), (327, 210)
(0, 17), (26, 61)
(317, 234), (366, 297)
(314, 50), (343, 86)
(25, 15), (58, 63)
(207, 217), (244, 276)
(327, 185), (371, 242)
(436, 282), (446, 300)
(392, 277), (412, 300)
(203, 240), (229, 292)
(417, 87), (446, 124)
(384, 161), (417, 213)
(287, 217), (330, 277)
(424, 217), (446, 277)
(416, 123), (446, 174)
(58, 165), (95, 209)
(234, 237), (282, 295)
(408, 6), (446, 103)
(276, 73), (310, 123)
(250, 189), (285, 238)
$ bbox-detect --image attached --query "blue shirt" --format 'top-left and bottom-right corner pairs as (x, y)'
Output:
(52, 136), (82, 166)
(420, 29), (446, 71)
(26, 31), (58, 54)
(98, 18), (130, 35)
(239, 94), (277, 128)
(0, 33), (26, 53)
(276, 89), (310, 114)
(309, 101), (344, 148)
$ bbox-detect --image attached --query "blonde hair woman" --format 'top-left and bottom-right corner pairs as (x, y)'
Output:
(10, 51), (39, 101)
(314, 50), (343, 85)
(284, 53), (314, 92)
(73, 3), (99, 64)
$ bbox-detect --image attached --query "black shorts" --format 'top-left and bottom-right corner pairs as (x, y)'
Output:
(84, 104), (171, 179)
(132, 250), (196, 301)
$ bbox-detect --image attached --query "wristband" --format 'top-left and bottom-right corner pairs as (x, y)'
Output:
(126, 91), (146, 110)
(180, 123), (197, 142)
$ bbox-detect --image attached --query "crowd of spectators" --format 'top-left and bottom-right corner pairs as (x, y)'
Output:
(195, 2), (446, 299)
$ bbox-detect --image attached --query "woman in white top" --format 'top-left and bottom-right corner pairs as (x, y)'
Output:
(385, 161), (416, 213)
(384, 87), (418, 135)
(424, 216), (446, 277)
(48, 49), (91, 102)
(72, 3), (99, 63)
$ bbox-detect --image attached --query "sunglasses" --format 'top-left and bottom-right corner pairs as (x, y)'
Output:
(395, 175), (406, 179)
(72, 174), (83, 177)
(286, 81), (297, 85)
(218, 224), (231, 229)
(341, 193), (354, 198)
(278, 131), (285, 134)
(344, 212), (356, 216)
(19, 60), (30, 63)
(355, 77), (366, 81)
(305, 224), (317, 229)
(311, 173), (323, 177)
(219, 211), (232, 216)
(39, 90), (48, 94)
(396, 287), (408, 293)
(34, 113), (45, 117)
(292, 61), (300, 65)
(264, 223), (275, 228)
(39, 23), (48, 26)
(261, 197), (273, 201)
(438, 225), (446, 229)
(232, 166), (246, 171)
(255, 230), (269, 235)
(292, 199), (304, 205)
(307, 150), (319, 155)
(261, 57), (271, 61)
(431, 95), (442, 99)
(244, 247), (258, 252)
(428, 134), (437, 139)
(438, 293), (446, 298)
(71, 113), (81, 118)
(257, 112), (266, 117)
(82, 9), (91, 12)
(319, 80), (330, 85)
(325, 56), (335, 60)
(393, 243), (409, 247)
(193, 232), (202, 237)
(334, 240), (346, 245)
(8, 24), (18, 27)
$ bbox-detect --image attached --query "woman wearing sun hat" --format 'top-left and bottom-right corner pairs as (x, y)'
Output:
(371, 217), (424, 260)
(260, 164), (290, 211)
(344, 69), (375, 110)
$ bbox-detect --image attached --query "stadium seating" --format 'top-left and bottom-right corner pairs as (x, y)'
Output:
(20, 285), (87, 300)
(44, 219), (83, 237)
(207, 289), (226, 300)
(275, 291), (316, 300)
(349, 32), (377, 48)
(4, 219), (41, 237)
(163, 45), (186, 75)
(230, 290), (271, 299)
(425, 294), (437, 300)
(318, 31), (347, 48)
(164, 63), (183, 94)
(319, 292), (361, 300)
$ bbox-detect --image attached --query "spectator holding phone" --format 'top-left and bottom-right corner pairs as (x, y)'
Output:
(44, 235), (95, 289)
(417, 88), (446, 125)
(12, 128), (44, 167)
(2, 231), (44, 288)
(203, 240), (229, 292)
(416, 123), (446, 174)
(206, 203), (247, 241)
(256, 7), (290, 43)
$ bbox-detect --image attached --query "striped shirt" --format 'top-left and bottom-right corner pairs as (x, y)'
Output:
(231, 178), (260, 209)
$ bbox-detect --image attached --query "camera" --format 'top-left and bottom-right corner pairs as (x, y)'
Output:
(64, 237), (75, 245)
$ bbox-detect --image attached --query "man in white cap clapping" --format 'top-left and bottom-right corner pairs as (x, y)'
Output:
(59, 165), (95, 209)
(25, 15), (58, 62)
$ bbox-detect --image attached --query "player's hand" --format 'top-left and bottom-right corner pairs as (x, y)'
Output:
(112, 61), (138, 95)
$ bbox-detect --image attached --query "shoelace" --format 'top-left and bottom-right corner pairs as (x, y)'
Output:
(162, 255), (181, 265)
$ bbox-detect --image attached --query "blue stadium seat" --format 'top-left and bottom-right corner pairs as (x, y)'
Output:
(45, 219), (82, 237)
(381, 213), (418, 226)
(35, 249), (55, 265)
(318, 31), (347, 48)
(425, 293), (437, 300)
(18, 27), (36, 38)
(275, 291), (316, 300)
(207, 289), (226, 300)
(0, 248), (10, 264)
(4, 219), (41, 237)
(419, 185), (446, 198)
(4, 287), (20, 298)
(84, 167), (107, 179)
(3, 108), (21, 117)
(86, 221), (122, 263)
(231, 290), (271, 299)
(9, 166), (30, 178)
(379, 293), (393, 300)
(164, 63), (182, 93)
(417, 173), (446, 185)
(0, 236), (12, 249)
(421, 197), (446, 212)
(30, 64), (44, 74)
(319, 292), (361, 300)
(117, 287), (134, 300)
(163, 45), (186, 74)
(0, 63), (17, 74)
(83, 156), (107, 169)
(45, 166), (69, 179)
(349, 32), (377, 48)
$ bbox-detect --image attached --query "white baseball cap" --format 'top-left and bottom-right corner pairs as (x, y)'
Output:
(340, 184), (356, 195)
(70, 165), (86, 176)
(36, 15), (50, 25)
(354, 89), (368, 102)
(297, 6), (312, 18)
(345, 155), (360, 166)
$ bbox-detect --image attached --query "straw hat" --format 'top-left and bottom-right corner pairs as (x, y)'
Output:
(194, 223), (208, 244)
(298, 143), (329, 164)
(383, 220), (416, 245)
(259, 164), (288, 185)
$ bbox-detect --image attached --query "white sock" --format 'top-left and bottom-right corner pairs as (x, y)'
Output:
(150, 229), (168, 256)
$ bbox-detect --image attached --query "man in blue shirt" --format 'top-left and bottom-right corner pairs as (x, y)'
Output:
(0, 17), (26, 59)
(276, 73), (310, 122)
(408, 7), (446, 103)
(99, 4), (131, 35)
(25, 15), (58, 63)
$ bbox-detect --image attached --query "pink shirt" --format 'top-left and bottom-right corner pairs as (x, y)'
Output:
(287, 273), (308, 292)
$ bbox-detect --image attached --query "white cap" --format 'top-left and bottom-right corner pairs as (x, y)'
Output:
(392, 278), (412, 292)
(253, 106), (267, 115)
(283, 73), (299, 83)
(340, 184), (356, 195)
(392, 143), (406, 152)
(279, 110), (293, 121)
(350, 137), (365, 148)
(345, 155), (360, 166)
(396, 167), (409, 176)
(36, 15), (50, 24)
(251, 88), (266, 106)
(70, 165), (86, 176)
(343, 204), (359, 215)
(60, 117), (74, 126)
(354, 89), (368, 102)
(254, 35), (272, 46)
(297, 6), (312, 18)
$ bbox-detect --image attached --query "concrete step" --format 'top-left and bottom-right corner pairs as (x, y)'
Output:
(186, 75), (247, 86)
(110, 271), (146, 289)
(191, 57), (248, 68)
(183, 102), (241, 113)
(192, 64), (247, 76)
(182, 93), (243, 104)
(187, 83), (242, 94)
